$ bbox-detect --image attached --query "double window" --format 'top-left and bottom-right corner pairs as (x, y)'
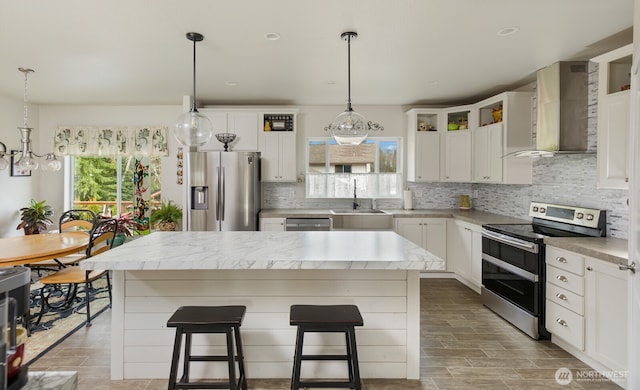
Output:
(306, 137), (402, 198)
(66, 156), (161, 216)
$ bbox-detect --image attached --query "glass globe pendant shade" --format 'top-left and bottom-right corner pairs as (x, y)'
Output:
(17, 153), (38, 170)
(42, 153), (63, 171)
(329, 110), (368, 145)
(174, 109), (213, 147)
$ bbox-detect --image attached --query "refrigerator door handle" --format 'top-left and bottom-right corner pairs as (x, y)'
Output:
(216, 166), (221, 221)
(220, 167), (225, 221)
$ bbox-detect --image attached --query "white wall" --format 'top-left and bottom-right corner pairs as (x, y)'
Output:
(0, 93), (39, 237)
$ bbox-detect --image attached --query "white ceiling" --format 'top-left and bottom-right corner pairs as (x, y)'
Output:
(0, 0), (634, 107)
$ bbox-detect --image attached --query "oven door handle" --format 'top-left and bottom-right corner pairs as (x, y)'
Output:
(481, 229), (539, 254)
(482, 253), (539, 282)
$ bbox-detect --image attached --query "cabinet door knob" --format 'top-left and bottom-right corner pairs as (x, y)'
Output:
(556, 293), (567, 301)
(556, 318), (568, 327)
(586, 266), (593, 271)
(556, 275), (568, 282)
(556, 257), (567, 263)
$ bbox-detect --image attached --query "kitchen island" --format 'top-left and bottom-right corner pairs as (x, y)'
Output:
(81, 231), (445, 381)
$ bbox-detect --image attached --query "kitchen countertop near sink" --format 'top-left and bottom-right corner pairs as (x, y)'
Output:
(544, 236), (628, 265)
(259, 208), (530, 226)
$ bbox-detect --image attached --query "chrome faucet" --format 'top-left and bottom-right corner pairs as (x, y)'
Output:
(353, 179), (359, 210)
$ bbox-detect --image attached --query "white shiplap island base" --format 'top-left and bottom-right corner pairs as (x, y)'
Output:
(81, 231), (445, 381)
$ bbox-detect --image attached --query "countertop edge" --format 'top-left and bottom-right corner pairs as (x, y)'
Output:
(544, 236), (628, 265)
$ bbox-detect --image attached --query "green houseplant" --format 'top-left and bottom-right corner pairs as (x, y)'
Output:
(150, 200), (183, 231)
(17, 199), (54, 235)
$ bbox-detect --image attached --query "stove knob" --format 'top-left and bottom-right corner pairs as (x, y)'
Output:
(532, 206), (539, 212)
(576, 212), (584, 219)
(586, 214), (594, 221)
(539, 207), (546, 213)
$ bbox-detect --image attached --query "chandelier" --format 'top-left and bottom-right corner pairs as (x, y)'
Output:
(324, 32), (383, 145)
(0, 68), (62, 172)
(173, 32), (214, 147)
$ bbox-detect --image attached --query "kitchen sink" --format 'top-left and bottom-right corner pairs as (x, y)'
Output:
(330, 209), (387, 215)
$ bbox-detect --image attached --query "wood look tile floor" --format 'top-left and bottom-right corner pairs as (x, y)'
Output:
(28, 278), (623, 389)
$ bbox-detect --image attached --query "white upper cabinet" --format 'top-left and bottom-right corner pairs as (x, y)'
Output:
(259, 110), (298, 182)
(406, 109), (441, 182)
(198, 109), (259, 151)
(441, 106), (473, 182)
(592, 44), (632, 189)
(472, 92), (534, 184)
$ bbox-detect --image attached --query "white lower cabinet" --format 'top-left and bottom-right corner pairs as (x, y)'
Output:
(445, 219), (482, 291)
(545, 246), (628, 385)
(259, 217), (286, 231)
(394, 218), (447, 264)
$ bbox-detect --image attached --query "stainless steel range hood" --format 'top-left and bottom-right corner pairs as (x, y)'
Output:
(511, 61), (590, 158)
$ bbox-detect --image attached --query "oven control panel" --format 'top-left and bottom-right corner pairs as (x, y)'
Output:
(529, 202), (603, 229)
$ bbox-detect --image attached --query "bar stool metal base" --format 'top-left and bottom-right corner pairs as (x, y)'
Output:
(167, 306), (248, 390)
(290, 305), (364, 390)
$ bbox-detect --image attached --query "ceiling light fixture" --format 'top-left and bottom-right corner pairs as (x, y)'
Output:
(174, 32), (213, 147)
(0, 68), (62, 172)
(264, 33), (281, 41)
(324, 31), (383, 145)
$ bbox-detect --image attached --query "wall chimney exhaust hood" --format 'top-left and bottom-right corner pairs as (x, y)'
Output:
(510, 61), (591, 158)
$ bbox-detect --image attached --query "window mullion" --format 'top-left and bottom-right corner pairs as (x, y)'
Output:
(116, 156), (123, 216)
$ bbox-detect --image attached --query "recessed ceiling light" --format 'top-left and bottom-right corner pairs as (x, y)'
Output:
(497, 26), (519, 37)
(225, 81), (238, 86)
(264, 33), (281, 41)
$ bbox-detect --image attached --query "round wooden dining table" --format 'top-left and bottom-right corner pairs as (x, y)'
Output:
(0, 232), (90, 267)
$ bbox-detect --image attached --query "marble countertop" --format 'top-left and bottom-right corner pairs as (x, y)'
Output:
(544, 236), (629, 265)
(81, 231), (445, 271)
(259, 208), (530, 226)
(24, 371), (77, 390)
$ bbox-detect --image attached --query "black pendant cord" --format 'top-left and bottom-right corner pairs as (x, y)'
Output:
(346, 34), (353, 112)
(191, 36), (198, 112)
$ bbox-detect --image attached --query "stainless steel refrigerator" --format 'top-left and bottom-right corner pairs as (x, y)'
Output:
(186, 151), (261, 231)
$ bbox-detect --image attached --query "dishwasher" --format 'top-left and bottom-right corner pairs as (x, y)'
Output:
(285, 218), (331, 231)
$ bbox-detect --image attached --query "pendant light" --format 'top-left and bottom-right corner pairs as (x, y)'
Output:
(0, 68), (62, 172)
(325, 31), (383, 145)
(174, 32), (213, 147)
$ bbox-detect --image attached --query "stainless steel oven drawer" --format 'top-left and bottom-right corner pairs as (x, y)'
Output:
(546, 281), (584, 316)
(546, 300), (584, 351)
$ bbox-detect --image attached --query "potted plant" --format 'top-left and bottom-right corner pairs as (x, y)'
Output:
(16, 199), (54, 235)
(150, 200), (183, 231)
(97, 212), (143, 246)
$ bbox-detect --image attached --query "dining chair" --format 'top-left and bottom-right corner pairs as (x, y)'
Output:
(35, 218), (116, 327)
(28, 209), (98, 273)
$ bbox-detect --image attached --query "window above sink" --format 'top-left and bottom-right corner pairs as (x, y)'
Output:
(305, 137), (402, 199)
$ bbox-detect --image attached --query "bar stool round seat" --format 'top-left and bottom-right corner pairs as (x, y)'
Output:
(289, 304), (363, 390)
(167, 306), (247, 390)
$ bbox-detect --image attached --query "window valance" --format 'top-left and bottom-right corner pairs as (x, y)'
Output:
(53, 126), (169, 157)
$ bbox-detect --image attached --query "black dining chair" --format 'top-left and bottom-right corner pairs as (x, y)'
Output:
(35, 218), (116, 327)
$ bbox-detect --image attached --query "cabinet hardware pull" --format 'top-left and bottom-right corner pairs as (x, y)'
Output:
(619, 262), (636, 274)
(556, 257), (567, 263)
(556, 318), (567, 327)
(556, 275), (568, 282)
(556, 293), (567, 300)
(586, 266), (593, 271)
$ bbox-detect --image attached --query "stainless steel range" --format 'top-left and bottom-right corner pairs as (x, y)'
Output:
(481, 202), (606, 340)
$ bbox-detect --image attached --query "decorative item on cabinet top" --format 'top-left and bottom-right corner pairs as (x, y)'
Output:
(264, 114), (294, 131)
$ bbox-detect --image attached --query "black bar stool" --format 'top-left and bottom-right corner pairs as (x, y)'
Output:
(289, 305), (364, 390)
(167, 306), (248, 390)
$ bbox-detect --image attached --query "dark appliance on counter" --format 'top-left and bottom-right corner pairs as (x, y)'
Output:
(0, 267), (31, 390)
(481, 202), (606, 340)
